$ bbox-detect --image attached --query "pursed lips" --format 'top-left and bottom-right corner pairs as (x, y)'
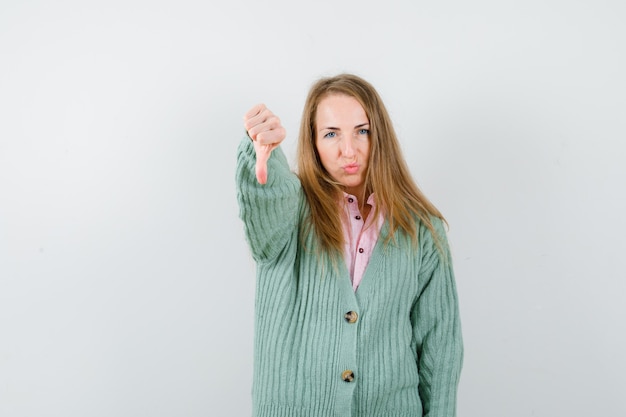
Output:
(343, 163), (360, 174)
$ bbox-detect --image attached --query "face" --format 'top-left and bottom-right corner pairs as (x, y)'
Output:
(315, 94), (370, 197)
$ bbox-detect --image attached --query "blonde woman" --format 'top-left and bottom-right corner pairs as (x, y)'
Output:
(236, 74), (463, 417)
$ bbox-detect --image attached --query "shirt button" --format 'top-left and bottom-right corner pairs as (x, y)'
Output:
(358, 248), (364, 253)
(344, 311), (358, 323)
(342, 370), (355, 382)
(348, 197), (354, 203)
(355, 215), (361, 220)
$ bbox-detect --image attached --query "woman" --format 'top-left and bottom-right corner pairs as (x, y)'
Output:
(236, 74), (463, 417)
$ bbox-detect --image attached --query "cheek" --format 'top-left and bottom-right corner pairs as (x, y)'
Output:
(360, 143), (371, 161)
(315, 142), (332, 167)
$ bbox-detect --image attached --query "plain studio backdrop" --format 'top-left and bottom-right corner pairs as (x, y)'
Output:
(1, 0), (625, 416)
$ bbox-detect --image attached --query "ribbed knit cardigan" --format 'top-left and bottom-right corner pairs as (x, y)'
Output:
(236, 137), (463, 417)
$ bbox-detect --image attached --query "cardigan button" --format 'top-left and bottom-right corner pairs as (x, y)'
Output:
(344, 311), (358, 323)
(358, 248), (364, 253)
(348, 197), (354, 203)
(341, 370), (355, 382)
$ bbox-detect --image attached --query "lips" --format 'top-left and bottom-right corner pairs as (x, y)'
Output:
(343, 163), (359, 174)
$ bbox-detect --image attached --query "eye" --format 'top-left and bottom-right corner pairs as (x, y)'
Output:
(358, 128), (370, 135)
(323, 131), (337, 139)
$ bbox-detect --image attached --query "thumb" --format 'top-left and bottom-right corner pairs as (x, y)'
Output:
(255, 144), (275, 185)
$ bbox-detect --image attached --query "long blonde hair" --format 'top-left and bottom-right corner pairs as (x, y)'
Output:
(297, 73), (445, 256)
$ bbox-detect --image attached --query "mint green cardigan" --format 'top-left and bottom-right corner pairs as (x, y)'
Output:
(236, 137), (463, 417)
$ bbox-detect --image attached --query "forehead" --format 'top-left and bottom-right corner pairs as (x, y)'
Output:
(315, 94), (368, 125)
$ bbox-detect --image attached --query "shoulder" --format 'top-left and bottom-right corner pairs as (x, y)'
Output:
(416, 214), (447, 242)
(416, 214), (450, 266)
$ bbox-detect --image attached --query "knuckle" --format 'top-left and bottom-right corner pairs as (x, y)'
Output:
(268, 115), (280, 128)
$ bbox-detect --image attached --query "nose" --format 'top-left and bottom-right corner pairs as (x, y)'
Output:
(340, 137), (356, 159)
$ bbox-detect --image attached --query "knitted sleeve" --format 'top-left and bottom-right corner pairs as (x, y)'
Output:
(235, 136), (302, 264)
(410, 217), (464, 417)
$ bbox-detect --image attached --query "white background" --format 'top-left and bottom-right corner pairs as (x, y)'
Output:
(1, 0), (625, 416)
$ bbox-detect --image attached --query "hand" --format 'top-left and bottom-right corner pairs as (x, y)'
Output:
(243, 104), (286, 184)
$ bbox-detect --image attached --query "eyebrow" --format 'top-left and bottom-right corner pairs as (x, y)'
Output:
(320, 123), (370, 131)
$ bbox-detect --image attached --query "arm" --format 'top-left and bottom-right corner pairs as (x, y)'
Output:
(411, 218), (464, 417)
(236, 105), (302, 263)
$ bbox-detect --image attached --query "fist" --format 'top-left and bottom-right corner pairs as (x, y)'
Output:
(243, 104), (286, 184)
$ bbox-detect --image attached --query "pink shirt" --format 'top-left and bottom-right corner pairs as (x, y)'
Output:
(342, 193), (384, 291)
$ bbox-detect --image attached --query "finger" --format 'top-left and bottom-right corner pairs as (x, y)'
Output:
(256, 126), (286, 146)
(243, 103), (265, 121)
(244, 107), (280, 133)
(243, 104), (267, 140)
(247, 115), (283, 143)
(256, 158), (268, 184)
(255, 144), (273, 184)
(244, 105), (271, 132)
